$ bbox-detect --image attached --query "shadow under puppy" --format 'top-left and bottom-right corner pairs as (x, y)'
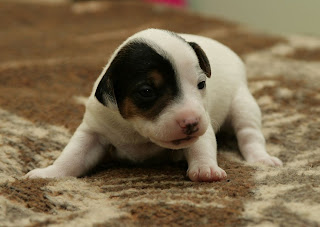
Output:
(26, 29), (282, 182)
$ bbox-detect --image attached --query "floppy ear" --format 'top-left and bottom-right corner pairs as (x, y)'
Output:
(95, 71), (116, 107)
(189, 42), (211, 78)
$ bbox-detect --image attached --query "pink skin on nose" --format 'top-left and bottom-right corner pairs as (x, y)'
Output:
(177, 117), (200, 135)
(178, 117), (200, 128)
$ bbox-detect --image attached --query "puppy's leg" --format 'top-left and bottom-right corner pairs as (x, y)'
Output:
(184, 125), (227, 182)
(231, 86), (282, 166)
(26, 123), (107, 178)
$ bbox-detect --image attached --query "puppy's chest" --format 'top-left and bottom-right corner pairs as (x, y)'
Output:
(113, 142), (166, 162)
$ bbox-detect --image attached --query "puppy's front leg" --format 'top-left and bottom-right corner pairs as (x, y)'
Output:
(184, 125), (227, 182)
(26, 123), (107, 178)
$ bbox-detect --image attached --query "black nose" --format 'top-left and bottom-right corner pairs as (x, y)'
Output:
(183, 122), (199, 135)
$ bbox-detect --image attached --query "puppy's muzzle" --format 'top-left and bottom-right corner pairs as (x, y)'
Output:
(178, 117), (200, 135)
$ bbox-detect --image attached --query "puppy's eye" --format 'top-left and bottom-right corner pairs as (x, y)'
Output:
(197, 81), (206, 90)
(138, 85), (156, 99)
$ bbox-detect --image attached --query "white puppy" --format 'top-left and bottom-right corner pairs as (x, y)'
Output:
(26, 29), (282, 182)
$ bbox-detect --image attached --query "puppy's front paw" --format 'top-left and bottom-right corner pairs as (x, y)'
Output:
(187, 164), (227, 182)
(25, 165), (64, 179)
(249, 155), (283, 167)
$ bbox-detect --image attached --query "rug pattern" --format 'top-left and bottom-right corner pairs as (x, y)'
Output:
(0, 1), (319, 226)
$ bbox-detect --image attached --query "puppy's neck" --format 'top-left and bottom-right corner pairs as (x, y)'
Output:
(84, 96), (148, 144)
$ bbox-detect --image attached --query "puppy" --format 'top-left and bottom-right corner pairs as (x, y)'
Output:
(26, 29), (282, 182)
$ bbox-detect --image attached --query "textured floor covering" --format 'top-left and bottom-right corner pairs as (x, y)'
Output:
(0, 1), (319, 226)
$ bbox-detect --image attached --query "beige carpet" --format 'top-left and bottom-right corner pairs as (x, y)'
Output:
(0, 1), (319, 226)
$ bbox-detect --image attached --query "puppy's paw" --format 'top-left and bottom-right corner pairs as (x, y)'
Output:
(187, 164), (227, 182)
(250, 155), (283, 167)
(25, 165), (64, 179)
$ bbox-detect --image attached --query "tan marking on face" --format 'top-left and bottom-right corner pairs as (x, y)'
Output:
(120, 97), (139, 119)
(119, 71), (175, 120)
(150, 70), (164, 87)
(120, 92), (175, 120)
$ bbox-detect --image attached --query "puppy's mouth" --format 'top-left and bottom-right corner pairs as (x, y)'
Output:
(151, 136), (199, 149)
(171, 136), (196, 145)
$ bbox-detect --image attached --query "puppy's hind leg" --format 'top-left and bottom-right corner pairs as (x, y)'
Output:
(26, 123), (107, 178)
(230, 85), (282, 166)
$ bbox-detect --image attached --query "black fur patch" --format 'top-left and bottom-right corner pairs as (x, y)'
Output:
(95, 40), (179, 119)
(189, 42), (211, 78)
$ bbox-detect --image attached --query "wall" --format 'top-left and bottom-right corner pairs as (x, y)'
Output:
(188, 0), (320, 36)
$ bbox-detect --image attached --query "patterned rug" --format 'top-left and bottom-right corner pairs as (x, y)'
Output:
(1, 1), (319, 226)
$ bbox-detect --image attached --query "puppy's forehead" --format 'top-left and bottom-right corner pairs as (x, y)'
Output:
(132, 29), (199, 71)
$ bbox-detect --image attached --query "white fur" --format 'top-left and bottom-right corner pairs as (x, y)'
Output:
(26, 29), (282, 182)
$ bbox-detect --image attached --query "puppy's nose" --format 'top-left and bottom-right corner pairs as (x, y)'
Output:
(178, 117), (200, 135)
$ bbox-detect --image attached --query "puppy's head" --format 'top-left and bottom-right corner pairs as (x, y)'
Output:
(95, 29), (211, 149)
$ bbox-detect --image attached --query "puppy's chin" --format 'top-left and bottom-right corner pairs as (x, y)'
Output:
(150, 136), (199, 150)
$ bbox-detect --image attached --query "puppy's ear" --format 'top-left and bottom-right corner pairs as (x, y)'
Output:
(189, 42), (211, 78)
(95, 72), (116, 107)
